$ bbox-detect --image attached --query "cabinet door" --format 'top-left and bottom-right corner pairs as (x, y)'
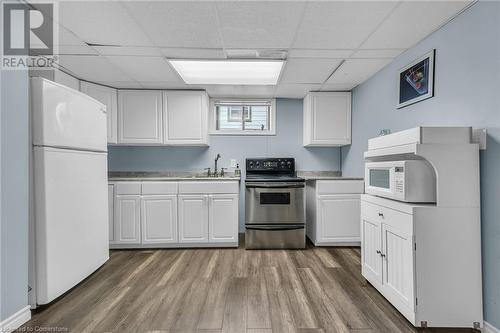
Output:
(361, 217), (383, 284)
(115, 195), (141, 244)
(118, 90), (163, 144)
(163, 91), (208, 145)
(53, 69), (80, 91)
(304, 92), (351, 146)
(178, 195), (208, 243)
(80, 82), (118, 143)
(108, 184), (114, 242)
(381, 223), (415, 312)
(141, 195), (178, 244)
(318, 194), (360, 243)
(209, 194), (238, 243)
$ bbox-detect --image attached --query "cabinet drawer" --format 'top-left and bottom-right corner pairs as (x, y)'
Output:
(141, 182), (178, 195)
(178, 181), (239, 194)
(317, 180), (364, 194)
(361, 200), (413, 233)
(115, 182), (141, 195)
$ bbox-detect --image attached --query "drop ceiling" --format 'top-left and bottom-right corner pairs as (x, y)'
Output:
(39, 0), (474, 98)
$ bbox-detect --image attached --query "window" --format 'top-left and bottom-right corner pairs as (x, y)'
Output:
(210, 99), (276, 135)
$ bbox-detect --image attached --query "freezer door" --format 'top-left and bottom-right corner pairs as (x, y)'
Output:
(31, 77), (107, 152)
(34, 147), (109, 305)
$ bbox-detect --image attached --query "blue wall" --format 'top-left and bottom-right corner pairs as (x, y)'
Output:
(109, 98), (342, 230)
(1, 69), (30, 320)
(342, 1), (500, 328)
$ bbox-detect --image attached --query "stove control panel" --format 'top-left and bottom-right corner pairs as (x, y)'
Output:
(246, 158), (295, 173)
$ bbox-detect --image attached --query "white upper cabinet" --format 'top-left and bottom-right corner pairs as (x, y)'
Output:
(53, 69), (80, 91)
(163, 91), (209, 146)
(80, 82), (118, 144)
(118, 90), (163, 144)
(303, 92), (351, 146)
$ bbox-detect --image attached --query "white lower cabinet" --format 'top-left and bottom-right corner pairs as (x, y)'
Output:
(141, 195), (178, 244)
(360, 195), (483, 329)
(114, 195), (141, 244)
(110, 181), (239, 248)
(361, 204), (415, 317)
(306, 180), (364, 246)
(178, 195), (209, 243)
(209, 194), (239, 243)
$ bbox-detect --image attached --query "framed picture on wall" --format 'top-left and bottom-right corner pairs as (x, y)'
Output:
(397, 49), (435, 108)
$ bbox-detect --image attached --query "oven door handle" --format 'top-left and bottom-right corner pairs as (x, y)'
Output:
(246, 225), (305, 231)
(245, 182), (305, 188)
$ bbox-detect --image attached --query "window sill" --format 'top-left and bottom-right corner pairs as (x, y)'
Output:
(209, 131), (276, 136)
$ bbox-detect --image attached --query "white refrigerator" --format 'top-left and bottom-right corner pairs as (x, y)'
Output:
(29, 77), (109, 306)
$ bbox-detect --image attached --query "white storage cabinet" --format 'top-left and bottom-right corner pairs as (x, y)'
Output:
(113, 182), (141, 244)
(361, 195), (482, 328)
(163, 91), (209, 146)
(118, 90), (163, 144)
(110, 181), (239, 248)
(306, 179), (364, 246)
(303, 92), (351, 147)
(80, 82), (118, 143)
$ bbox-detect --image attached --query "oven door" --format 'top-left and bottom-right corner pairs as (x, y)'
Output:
(245, 182), (305, 225)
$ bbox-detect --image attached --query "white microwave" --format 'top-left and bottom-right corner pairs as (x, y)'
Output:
(365, 160), (436, 203)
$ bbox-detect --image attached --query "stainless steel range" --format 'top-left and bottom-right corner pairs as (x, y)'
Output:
(245, 158), (306, 249)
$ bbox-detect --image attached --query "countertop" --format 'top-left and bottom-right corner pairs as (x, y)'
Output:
(297, 171), (364, 181)
(108, 171), (241, 182)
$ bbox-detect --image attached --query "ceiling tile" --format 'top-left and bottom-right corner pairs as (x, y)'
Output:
(288, 49), (353, 59)
(139, 82), (192, 90)
(361, 1), (472, 49)
(326, 58), (392, 88)
(58, 1), (152, 46)
(57, 26), (86, 46)
(161, 48), (226, 60)
(57, 55), (134, 82)
(351, 49), (404, 59)
(104, 56), (183, 83)
(123, 2), (222, 48)
(320, 83), (356, 91)
(293, 1), (398, 49)
(58, 45), (99, 55)
(215, 2), (305, 49)
(95, 46), (162, 57)
(205, 85), (275, 98)
(275, 84), (322, 98)
(280, 58), (342, 84)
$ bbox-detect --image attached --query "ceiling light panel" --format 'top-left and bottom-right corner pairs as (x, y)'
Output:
(168, 60), (284, 85)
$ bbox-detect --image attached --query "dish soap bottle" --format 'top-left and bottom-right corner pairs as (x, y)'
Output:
(234, 164), (241, 177)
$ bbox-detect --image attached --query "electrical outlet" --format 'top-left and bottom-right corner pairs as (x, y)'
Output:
(230, 159), (237, 168)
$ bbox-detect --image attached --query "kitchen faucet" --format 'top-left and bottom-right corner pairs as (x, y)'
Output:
(214, 153), (221, 175)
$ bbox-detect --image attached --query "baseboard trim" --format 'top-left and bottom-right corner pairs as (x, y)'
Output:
(0, 306), (31, 332)
(484, 321), (500, 333)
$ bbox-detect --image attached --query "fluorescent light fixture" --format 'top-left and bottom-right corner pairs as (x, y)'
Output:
(168, 60), (284, 85)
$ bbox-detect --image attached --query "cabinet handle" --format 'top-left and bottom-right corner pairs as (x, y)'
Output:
(381, 253), (386, 258)
(376, 250), (381, 254)
(378, 212), (384, 217)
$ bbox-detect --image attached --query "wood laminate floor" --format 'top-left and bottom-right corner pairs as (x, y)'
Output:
(20, 242), (478, 333)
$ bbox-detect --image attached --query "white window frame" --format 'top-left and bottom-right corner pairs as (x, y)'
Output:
(209, 98), (276, 136)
